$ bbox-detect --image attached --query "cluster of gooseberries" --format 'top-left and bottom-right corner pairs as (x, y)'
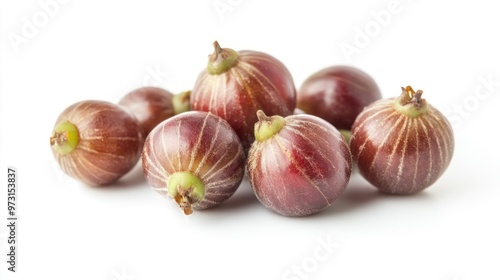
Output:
(50, 41), (454, 217)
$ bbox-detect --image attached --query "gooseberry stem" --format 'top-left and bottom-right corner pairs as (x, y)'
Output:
(50, 121), (80, 155)
(207, 41), (239, 75)
(394, 86), (428, 118)
(213, 41), (223, 57)
(167, 172), (205, 215)
(172, 90), (191, 115)
(339, 129), (351, 143)
(254, 110), (286, 142)
(50, 132), (66, 146)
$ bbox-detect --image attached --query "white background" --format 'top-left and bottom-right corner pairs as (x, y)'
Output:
(1, 1), (500, 279)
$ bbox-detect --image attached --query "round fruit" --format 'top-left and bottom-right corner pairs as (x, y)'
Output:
(142, 111), (245, 215)
(50, 100), (144, 186)
(247, 110), (352, 217)
(297, 65), (381, 130)
(118, 87), (190, 136)
(350, 86), (454, 194)
(190, 41), (296, 152)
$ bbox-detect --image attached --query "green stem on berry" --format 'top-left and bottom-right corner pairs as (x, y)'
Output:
(339, 129), (351, 144)
(394, 86), (428, 118)
(167, 172), (205, 215)
(254, 110), (286, 142)
(172, 90), (191, 115)
(50, 121), (80, 155)
(207, 41), (239, 75)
